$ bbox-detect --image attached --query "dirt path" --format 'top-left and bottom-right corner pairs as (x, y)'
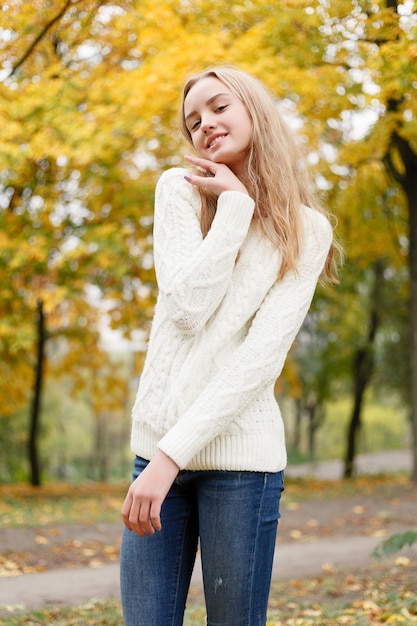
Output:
(1, 450), (416, 615)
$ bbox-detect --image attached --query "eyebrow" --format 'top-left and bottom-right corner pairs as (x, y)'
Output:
(185, 93), (230, 122)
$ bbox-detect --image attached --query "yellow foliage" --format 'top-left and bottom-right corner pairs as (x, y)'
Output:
(0, 0), (416, 418)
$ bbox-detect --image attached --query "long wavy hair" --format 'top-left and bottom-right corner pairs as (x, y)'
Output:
(180, 65), (341, 282)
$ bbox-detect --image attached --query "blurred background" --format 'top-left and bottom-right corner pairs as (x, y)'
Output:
(0, 0), (416, 486)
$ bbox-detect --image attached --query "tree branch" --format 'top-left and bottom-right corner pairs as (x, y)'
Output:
(384, 131), (417, 192)
(8, 0), (111, 79)
(383, 150), (406, 186)
(8, 0), (74, 78)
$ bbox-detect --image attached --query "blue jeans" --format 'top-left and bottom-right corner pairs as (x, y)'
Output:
(120, 456), (284, 626)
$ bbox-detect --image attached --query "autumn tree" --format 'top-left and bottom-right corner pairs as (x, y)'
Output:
(1, 0), (415, 484)
(239, 0), (415, 478)
(0, 1), (157, 483)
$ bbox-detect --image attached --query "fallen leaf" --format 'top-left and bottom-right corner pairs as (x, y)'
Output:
(306, 518), (319, 527)
(286, 501), (300, 510)
(290, 529), (303, 540)
(321, 562), (337, 573)
(353, 505), (366, 514)
(35, 535), (49, 545)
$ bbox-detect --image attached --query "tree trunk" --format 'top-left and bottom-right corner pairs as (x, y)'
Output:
(293, 398), (302, 452)
(383, 0), (417, 483)
(344, 348), (367, 479)
(307, 401), (323, 458)
(29, 299), (46, 487)
(344, 262), (384, 478)
(385, 130), (417, 483)
(403, 150), (417, 483)
(96, 411), (109, 482)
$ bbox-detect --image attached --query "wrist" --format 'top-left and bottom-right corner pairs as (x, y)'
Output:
(155, 449), (180, 473)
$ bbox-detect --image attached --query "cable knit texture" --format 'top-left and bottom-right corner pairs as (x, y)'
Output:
(130, 167), (333, 472)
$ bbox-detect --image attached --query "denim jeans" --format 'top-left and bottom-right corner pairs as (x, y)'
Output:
(120, 456), (284, 626)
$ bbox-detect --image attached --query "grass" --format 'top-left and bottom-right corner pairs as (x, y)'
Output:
(0, 604), (209, 625)
(314, 397), (408, 461)
(1, 560), (416, 624)
(281, 394), (409, 464)
(0, 473), (413, 529)
(0, 482), (127, 528)
(266, 560), (417, 625)
(1, 474), (416, 624)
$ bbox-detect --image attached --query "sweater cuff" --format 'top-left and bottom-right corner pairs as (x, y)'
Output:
(214, 191), (255, 233)
(157, 420), (205, 470)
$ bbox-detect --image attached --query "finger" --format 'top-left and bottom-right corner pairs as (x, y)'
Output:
(184, 154), (216, 175)
(132, 520), (146, 538)
(121, 494), (133, 531)
(126, 492), (147, 536)
(184, 173), (210, 188)
(129, 506), (147, 537)
(137, 500), (155, 536)
(150, 501), (162, 532)
(184, 154), (212, 167)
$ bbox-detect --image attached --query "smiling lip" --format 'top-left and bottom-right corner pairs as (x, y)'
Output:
(206, 133), (227, 149)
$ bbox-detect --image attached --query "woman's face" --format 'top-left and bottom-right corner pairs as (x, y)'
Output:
(183, 76), (252, 178)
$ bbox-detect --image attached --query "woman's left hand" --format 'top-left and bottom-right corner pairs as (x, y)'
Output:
(184, 155), (249, 196)
(121, 450), (179, 536)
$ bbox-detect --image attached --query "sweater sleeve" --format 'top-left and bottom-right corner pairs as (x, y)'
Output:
(157, 210), (333, 468)
(153, 168), (255, 335)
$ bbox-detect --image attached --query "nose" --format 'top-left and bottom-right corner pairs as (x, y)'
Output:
(200, 115), (216, 133)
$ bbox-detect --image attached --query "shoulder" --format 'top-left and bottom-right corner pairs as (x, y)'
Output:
(300, 205), (333, 246)
(154, 167), (201, 220)
(155, 168), (202, 214)
(156, 167), (195, 199)
(157, 166), (189, 185)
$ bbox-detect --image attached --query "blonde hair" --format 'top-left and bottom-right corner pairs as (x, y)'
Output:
(180, 65), (341, 282)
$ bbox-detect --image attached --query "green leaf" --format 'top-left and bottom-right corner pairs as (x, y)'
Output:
(372, 530), (417, 560)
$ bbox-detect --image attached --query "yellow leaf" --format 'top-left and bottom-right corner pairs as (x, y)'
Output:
(35, 535), (49, 545)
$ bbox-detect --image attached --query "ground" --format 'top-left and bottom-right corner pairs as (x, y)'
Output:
(0, 451), (416, 617)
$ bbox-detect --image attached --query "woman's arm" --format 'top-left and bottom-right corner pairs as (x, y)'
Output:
(157, 210), (333, 468)
(154, 168), (255, 334)
(121, 449), (179, 536)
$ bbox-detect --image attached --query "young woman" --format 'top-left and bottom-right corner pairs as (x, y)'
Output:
(120, 65), (340, 626)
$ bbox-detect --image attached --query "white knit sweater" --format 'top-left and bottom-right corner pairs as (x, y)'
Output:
(130, 167), (332, 472)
